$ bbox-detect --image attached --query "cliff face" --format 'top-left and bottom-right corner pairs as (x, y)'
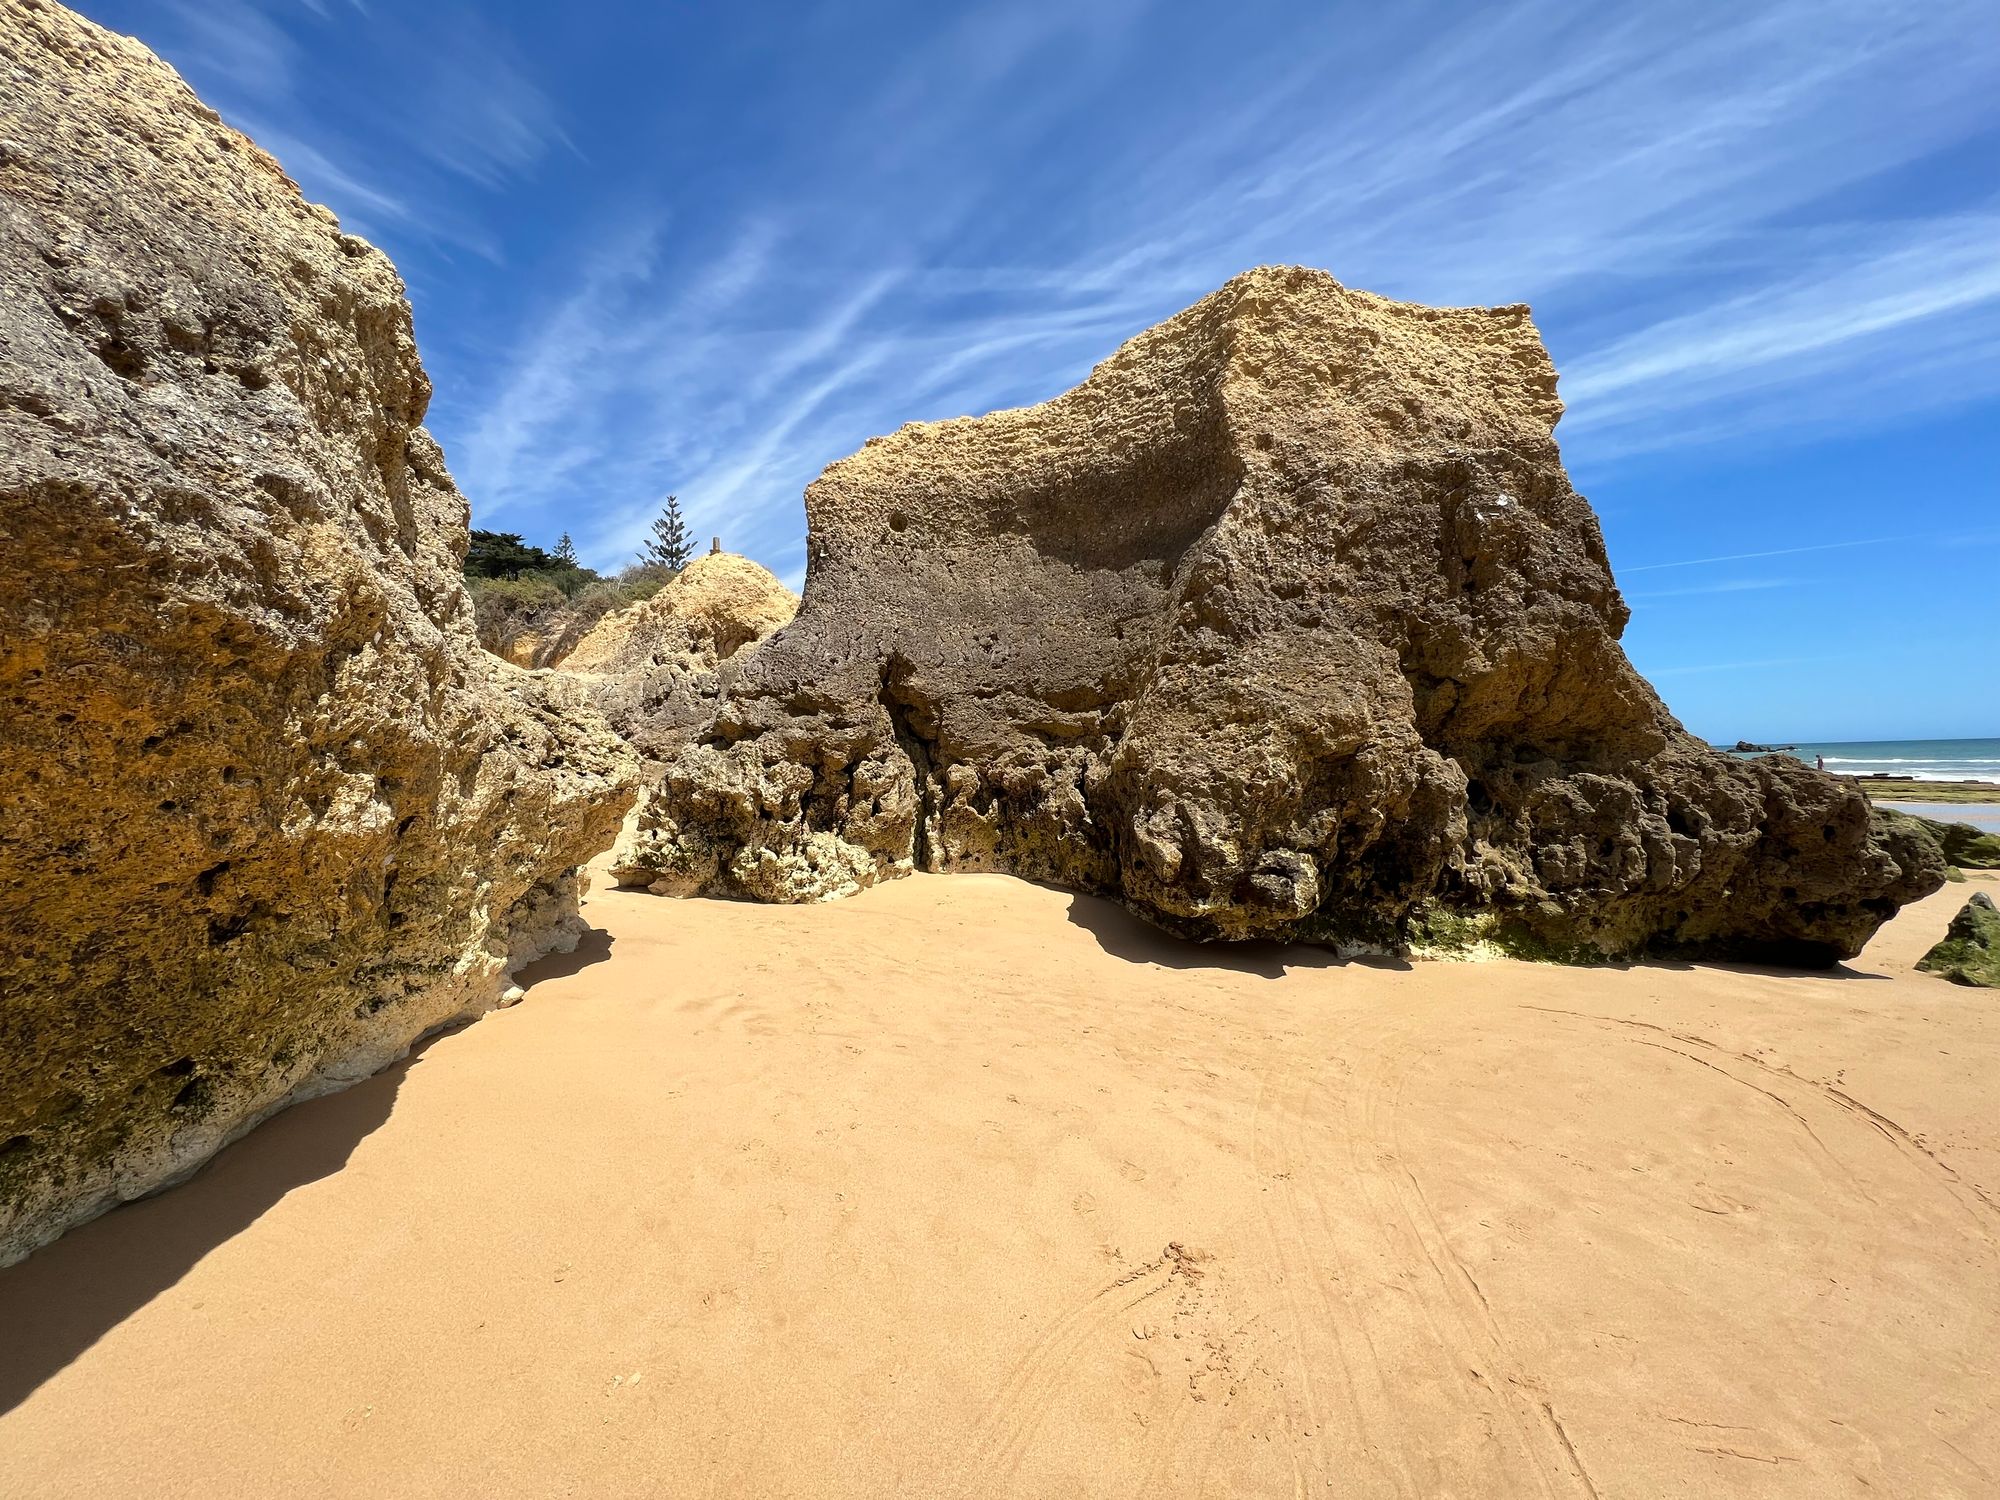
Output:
(0, 1), (636, 1262)
(619, 266), (1942, 958)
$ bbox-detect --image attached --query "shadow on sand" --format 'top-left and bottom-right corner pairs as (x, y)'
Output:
(0, 923), (617, 1417)
(1642, 956), (1888, 983)
(514, 924), (615, 988)
(1063, 889), (1890, 983)
(1062, 890), (1412, 977)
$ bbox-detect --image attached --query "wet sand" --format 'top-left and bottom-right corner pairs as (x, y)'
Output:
(1, 866), (1995, 1497)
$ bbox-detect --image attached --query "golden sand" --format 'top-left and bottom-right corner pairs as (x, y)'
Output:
(2, 866), (1995, 1497)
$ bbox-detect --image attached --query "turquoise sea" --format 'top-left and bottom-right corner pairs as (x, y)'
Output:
(1716, 738), (2000, 782)
(1716, 738), (2000, 833)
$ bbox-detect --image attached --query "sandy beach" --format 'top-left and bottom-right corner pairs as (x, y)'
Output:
(8, 3), (2000, 1497)
(2, 862), (1995, 1498)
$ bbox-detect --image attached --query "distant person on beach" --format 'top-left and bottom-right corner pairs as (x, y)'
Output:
(1816, 754), (1825, 771)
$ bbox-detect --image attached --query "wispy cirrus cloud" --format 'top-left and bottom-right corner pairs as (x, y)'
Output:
(157, 0), (296, 93)
(120, 0), (1999, 585)
(1623, 527), (2000, 573)
(1650, 652), (1858, 677)
(125, 0), (564, 261)
(1625, 577), (1798, 601)
(1623, 534), (1925, 574)
(455, 218), (785, 536)
(1649, 643), (1954, 678)
(396, 10), (571, 188)
(434, 0), (1999, 576)
(1560, 215), (2000, 456)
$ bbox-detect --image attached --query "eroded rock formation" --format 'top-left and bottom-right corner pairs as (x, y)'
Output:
(570, 550), (798, 761)
(617, 266), (1943, 959)
(0, 1), (635, 1262)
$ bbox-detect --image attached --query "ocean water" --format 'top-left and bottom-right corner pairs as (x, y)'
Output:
(1715, 738), (2000, 783)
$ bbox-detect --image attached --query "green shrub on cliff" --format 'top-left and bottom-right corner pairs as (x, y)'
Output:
(468, 574), (565, 660)
(610, 562), (679, 603)
(464, 550), (683, 667)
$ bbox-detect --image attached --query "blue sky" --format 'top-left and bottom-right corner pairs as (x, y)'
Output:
(81, 0), (1999, 742)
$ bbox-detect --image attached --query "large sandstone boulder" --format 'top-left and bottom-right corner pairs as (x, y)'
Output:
(0, 2), (635, 1262)
(568, 551), (798, 760)
(617, 266), (1943, 959)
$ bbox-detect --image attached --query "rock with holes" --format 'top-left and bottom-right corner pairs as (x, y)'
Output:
(0, 1), (637, 1263)
(619, 265), (1943, 957)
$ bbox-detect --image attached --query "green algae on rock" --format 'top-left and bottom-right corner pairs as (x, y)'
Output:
(1917, 893), (2000, 988)
(1926, 819), (2000, 870)
(1876, 810), (2000, 873)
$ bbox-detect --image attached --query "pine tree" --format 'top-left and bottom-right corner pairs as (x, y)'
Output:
(553, 532), (577, 565)
(640, 494), (693, 571)
(464, 529), (553, 579)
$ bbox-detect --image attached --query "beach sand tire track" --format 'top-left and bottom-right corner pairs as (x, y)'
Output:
(1524, 1007), (2000, 1240)
(1356, 1028), (1601, 1497)
(1250, 1050), (1401, 1494)
(942, 1252), (1179, 1496)
(1245, 1016), (1596, 1497)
